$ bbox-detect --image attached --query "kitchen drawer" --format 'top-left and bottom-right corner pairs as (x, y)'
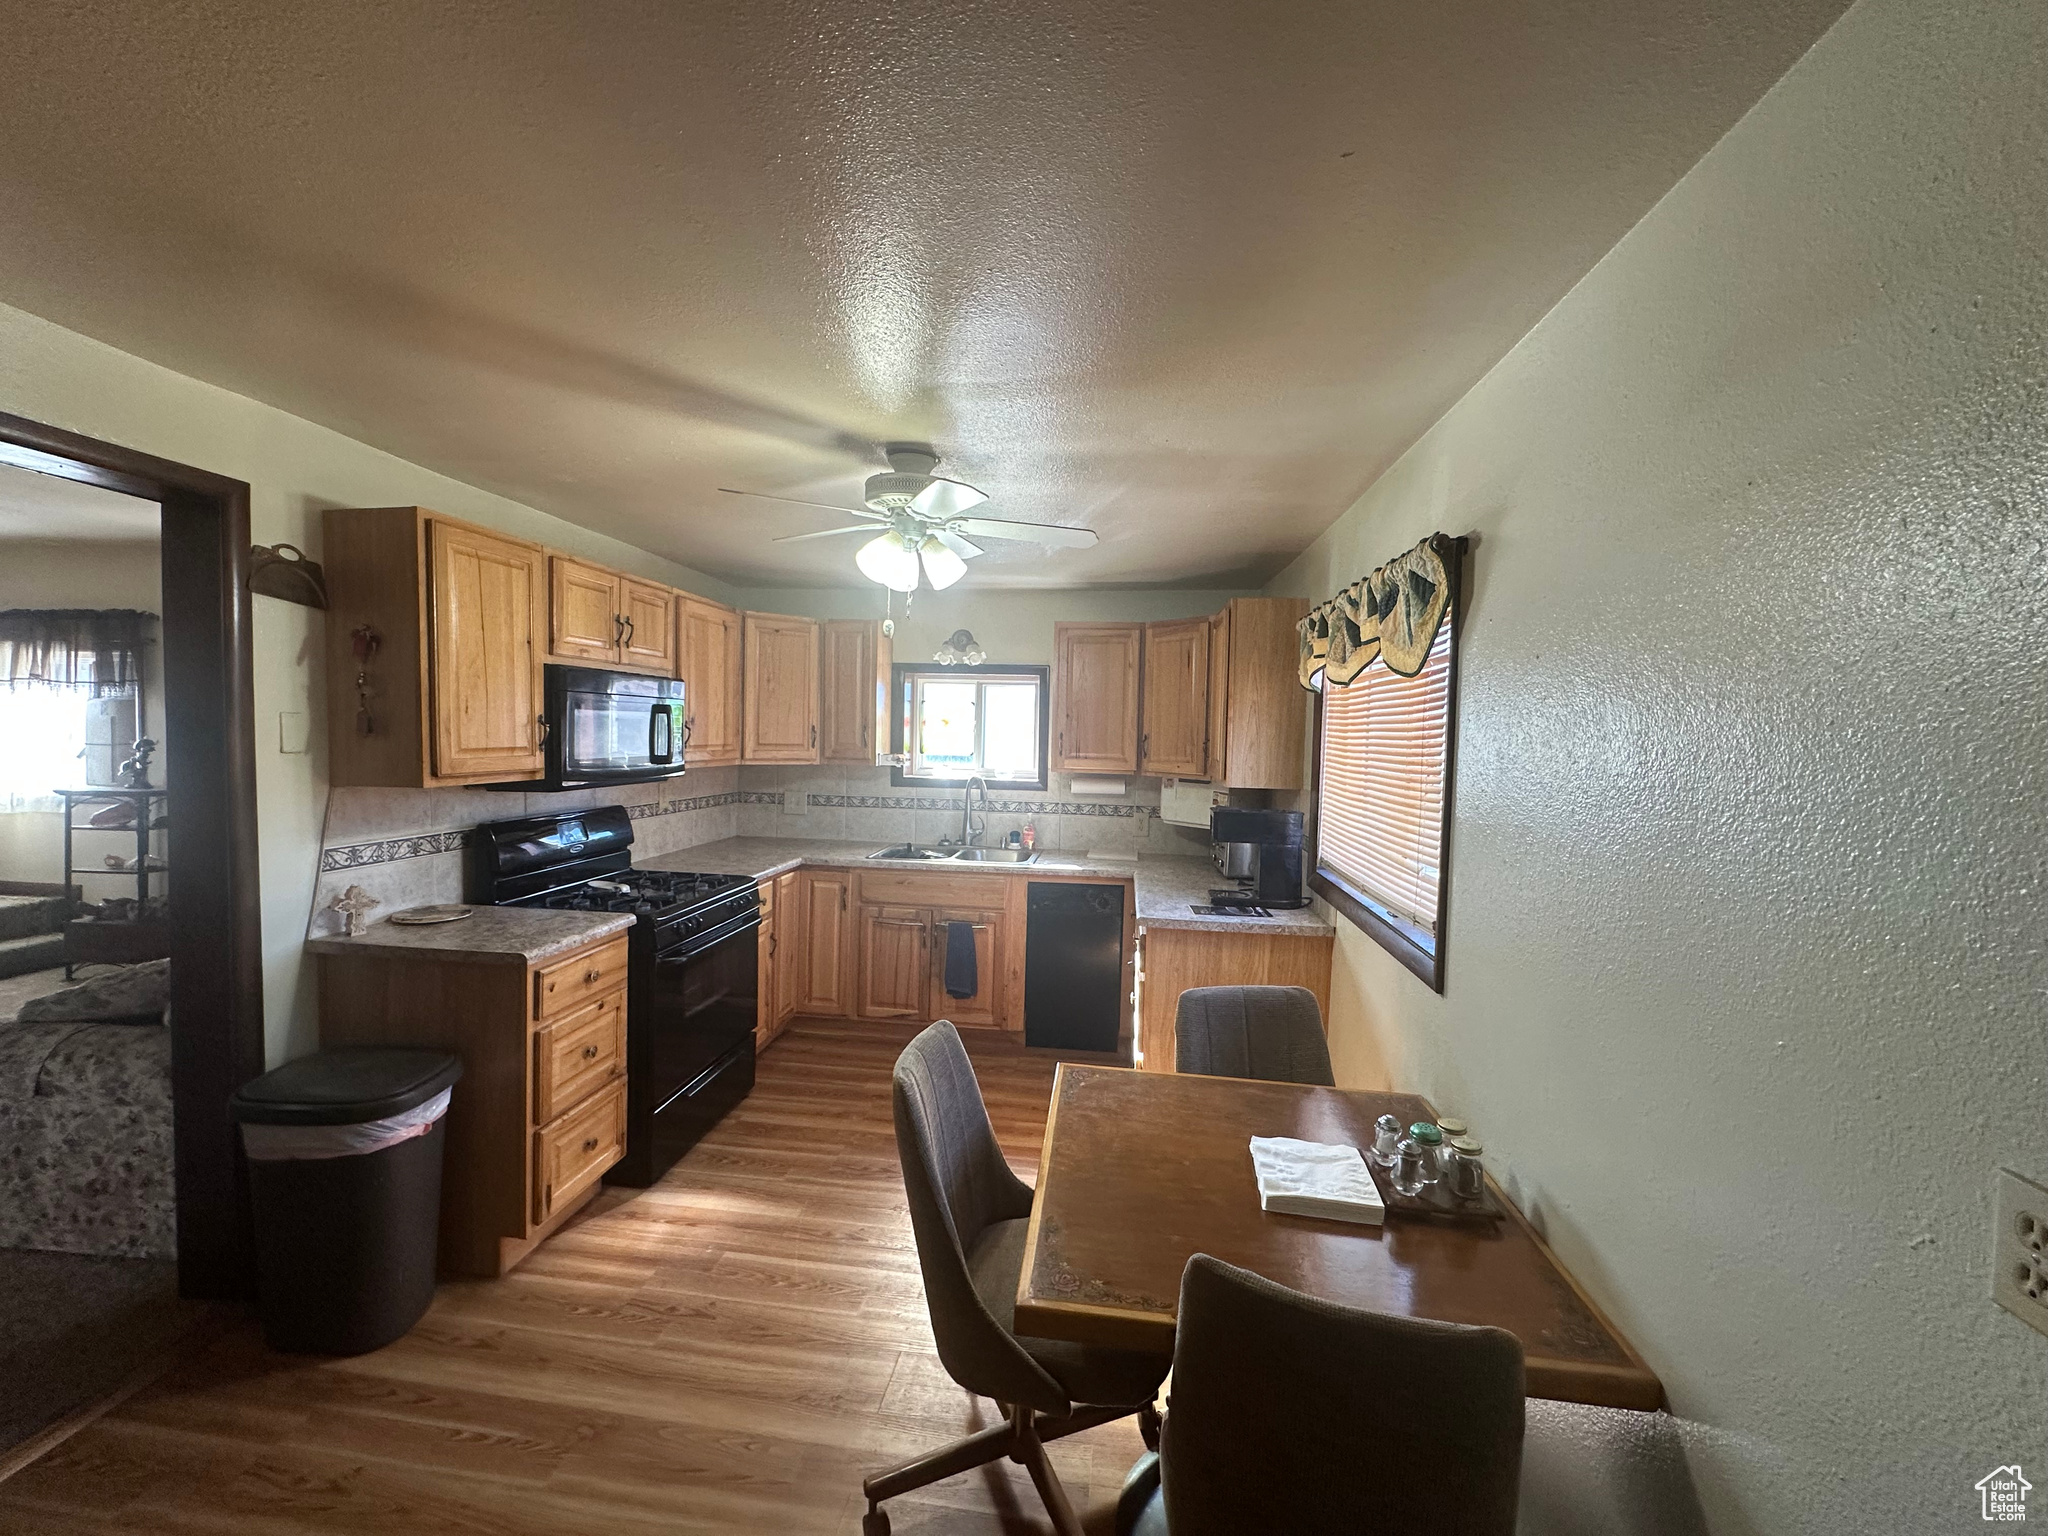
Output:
(534, 936), (629, 1022)
(533, 990), (625, 1124)
(533, 1076), (626, 1225)
(856, 869), (1010, 910)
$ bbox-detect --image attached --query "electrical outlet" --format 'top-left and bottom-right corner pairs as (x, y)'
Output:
(1991, 1168), (2048, 1339)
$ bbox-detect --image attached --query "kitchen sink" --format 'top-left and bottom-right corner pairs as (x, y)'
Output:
(865, 843), (1038, 864)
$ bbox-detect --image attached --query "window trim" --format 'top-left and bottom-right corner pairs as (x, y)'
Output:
(1307, 538), (1466, 993)
(888, 662), (1051, 791)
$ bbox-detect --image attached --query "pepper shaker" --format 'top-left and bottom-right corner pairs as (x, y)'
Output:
(1446, 1135), (1486, 1201)
(1392, 1137), (1428, 1197)
(1435, 1117), (1469, 1177)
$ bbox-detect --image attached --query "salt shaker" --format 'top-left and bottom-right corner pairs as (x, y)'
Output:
(1392, 1137), (1429, 1197)
(1446, 1135), (1486, 1201)
(1368, 1113), (1403, 1167)
(1407, 1122), (1443, 1185)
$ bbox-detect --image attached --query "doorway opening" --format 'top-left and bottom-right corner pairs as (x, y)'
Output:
(0, 411), (261, 1462)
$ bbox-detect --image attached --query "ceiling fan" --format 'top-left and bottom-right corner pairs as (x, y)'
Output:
(720, 443), (1096, 592)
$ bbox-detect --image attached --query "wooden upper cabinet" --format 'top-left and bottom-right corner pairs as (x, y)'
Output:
(1053, 622), (1143, 774)
(1212, 596), (1311, 790)
(742, 612), (820, 764)
(821, 619), (892, 765)
(324, 507), (545, 787)
(1207, 608), (1231, 784)
(431, 522), (548, 781)
(620, 579), (677, 674)
(1140, 618), (1211, 778)
(679, 596), (742, 766)
(797, 869), (854, 1016)
(549, 556), (623, 665)
(859, 905), (930, 1021)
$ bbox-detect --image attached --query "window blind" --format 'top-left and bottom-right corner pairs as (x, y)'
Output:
(1315, 602), (1451, 931)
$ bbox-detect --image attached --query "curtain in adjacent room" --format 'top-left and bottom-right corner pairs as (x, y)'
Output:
(0, 609), (154, 694)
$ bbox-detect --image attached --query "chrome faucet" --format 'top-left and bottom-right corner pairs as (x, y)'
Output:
(961, 774), (989, 847)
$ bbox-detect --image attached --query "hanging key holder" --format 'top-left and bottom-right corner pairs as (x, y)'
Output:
(351, 624), (382, 735)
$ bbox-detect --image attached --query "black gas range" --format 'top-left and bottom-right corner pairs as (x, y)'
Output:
(469, 804), (759, 1186)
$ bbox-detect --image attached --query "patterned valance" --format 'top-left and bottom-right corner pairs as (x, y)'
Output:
(1298, 534), (1456, 689)
(0, 608), (155, 694)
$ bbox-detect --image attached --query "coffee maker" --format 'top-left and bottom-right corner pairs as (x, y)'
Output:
(1208, 807), (1308, 911)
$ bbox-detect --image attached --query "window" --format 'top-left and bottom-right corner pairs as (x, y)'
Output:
(890, 664), (1050, 790)
(1311, 601), (1456, 989)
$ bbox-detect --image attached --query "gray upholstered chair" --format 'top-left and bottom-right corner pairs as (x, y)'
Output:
(864, 1021), (1167, 1536)
(1117, 1253), (1528, 1536)
(1174, 984), (1335, 1085)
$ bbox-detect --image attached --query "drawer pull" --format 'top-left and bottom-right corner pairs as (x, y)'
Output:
(582, 1136), (600, 1153)
(582, 1044), (599, 1060)
(585, 967), (603, 983)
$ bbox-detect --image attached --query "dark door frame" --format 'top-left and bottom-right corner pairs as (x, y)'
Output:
(0, 409), (263, 1301)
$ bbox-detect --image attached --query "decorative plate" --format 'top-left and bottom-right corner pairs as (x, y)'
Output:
(388, 905), (476, 926)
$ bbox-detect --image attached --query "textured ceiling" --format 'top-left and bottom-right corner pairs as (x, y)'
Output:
(0, 0), (1846, 588)
(0, 462), (158, 542)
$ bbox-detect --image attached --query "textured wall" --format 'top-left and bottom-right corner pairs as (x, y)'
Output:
(1265, 0), (2047, 1530)
(0, 300), (737, 1063)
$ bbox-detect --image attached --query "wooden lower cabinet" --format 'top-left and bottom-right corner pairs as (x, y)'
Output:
(797, 869), (854, 1015)
(928, 907), (1003, 1028)
(317, 930), (631, 1276)
(773, 871), (800, 1030)
(859, 905), (931, 1020)
(1135, 924), (1334, 1072)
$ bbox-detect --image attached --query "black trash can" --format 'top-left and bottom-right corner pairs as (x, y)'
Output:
(230, 1047), (463, 1355)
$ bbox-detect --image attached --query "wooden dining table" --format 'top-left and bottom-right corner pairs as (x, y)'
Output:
(1014, 1065), (1663, 1411)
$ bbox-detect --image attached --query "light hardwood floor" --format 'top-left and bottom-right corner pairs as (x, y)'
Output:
(0, 1019), (1146, 1535)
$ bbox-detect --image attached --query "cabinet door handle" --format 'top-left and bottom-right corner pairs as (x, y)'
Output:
(582, 1136), (600, 1153)
(810, 723), (818, 749)
(581, 1045), (599, 1060)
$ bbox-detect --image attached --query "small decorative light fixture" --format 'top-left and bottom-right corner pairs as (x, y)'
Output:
(934, 629), (987, 666)
(855, 530), (921, 592)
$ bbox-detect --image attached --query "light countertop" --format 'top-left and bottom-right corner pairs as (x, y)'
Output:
(306, 907), (636, 966)
(638, 837), (1334, 937)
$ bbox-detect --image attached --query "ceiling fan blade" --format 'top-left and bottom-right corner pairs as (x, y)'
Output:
(719, 488), (885, 519)
(771, 525), (886, 544)
(911, 477), (990, 519)
(950, 517), (1097, 549)
(931, 528), (985, 560)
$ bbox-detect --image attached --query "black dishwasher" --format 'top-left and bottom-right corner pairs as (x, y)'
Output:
(1023, 882), (1126, 1052)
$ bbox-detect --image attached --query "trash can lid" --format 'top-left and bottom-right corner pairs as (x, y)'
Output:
(230, 1047), (463, 1126)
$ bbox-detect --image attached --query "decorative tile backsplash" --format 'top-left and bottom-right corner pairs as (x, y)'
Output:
(319, 791), (743, 872)
(737, 788), (1156, 819)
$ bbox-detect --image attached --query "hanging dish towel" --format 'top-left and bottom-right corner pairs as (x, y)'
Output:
(944, 921), (979, 999)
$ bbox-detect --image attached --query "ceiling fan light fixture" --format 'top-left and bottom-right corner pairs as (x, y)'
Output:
(918, 537), (968, 590)
(856, 532), (921, 592)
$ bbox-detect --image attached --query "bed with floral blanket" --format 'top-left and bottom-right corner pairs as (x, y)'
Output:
(0, 962), (174, 1258)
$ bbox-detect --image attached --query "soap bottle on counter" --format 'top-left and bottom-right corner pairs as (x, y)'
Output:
(1021, 821), (1037, 853)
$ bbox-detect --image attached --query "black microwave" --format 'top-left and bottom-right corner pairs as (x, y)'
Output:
(499, 665), (687, 792)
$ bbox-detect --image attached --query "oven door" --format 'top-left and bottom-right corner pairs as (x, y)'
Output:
(550, 666), (687, 787)
(646, 910), (760, 1109)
